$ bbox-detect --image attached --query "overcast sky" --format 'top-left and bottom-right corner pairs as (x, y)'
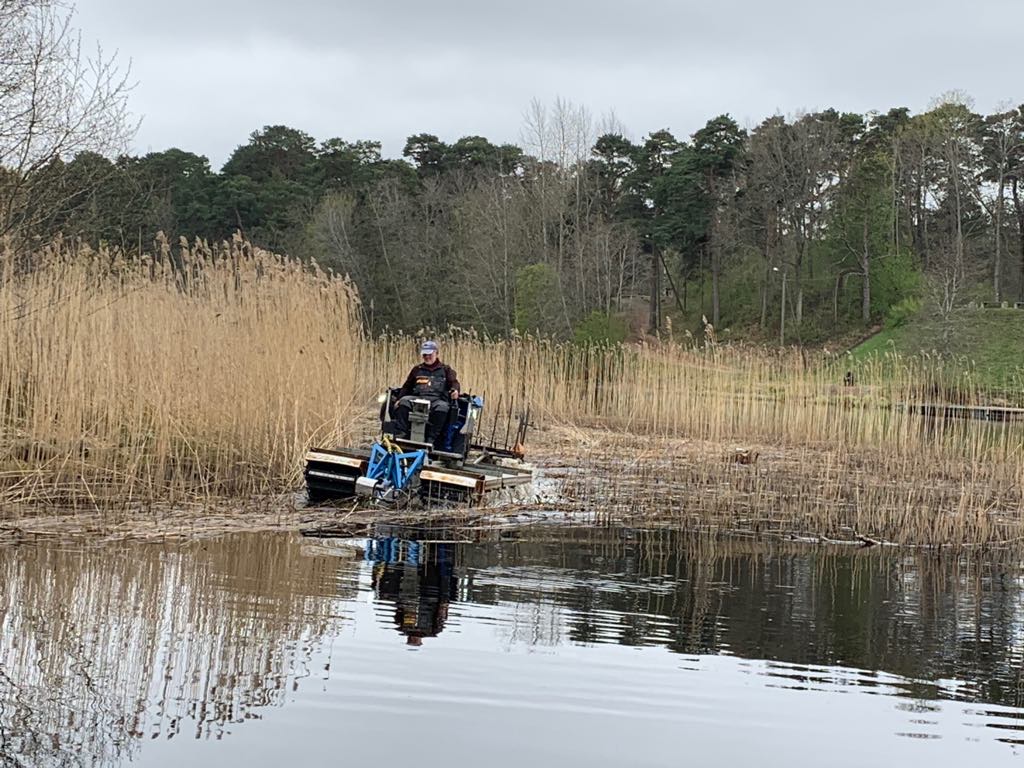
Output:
(76, 0), (1022, 170)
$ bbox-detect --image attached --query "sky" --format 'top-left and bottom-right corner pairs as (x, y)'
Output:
(75, 0), (1023, 170)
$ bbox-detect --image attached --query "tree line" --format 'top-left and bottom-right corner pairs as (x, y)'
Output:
(3, 3), (1021, 345)
(15, 95), (1021, 345)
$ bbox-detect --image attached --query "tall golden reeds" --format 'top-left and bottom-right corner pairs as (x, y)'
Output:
(0, 235), (364, 505)
(1, 235), (1021, 545)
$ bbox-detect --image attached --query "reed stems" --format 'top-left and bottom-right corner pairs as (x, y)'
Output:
(0, 237), (1020, 547)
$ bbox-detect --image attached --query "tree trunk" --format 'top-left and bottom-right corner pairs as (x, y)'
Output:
(862, 218), (871, 323)
(953, 161), (965, 283)
(1011, 176), (1023, 302)
(890, 143), (900, 255)
(503, 194), (512, 333)
(698, 245), (705, 315)
(711, 245), (721, 328)
(659, 249), (686, 316)
(792, 225), (806, 328)
(556, 215), (573, 336)
(648, 242), (661, 334)
(862, 259), (871, 324)
(921, 173), (929, 272)
(760, 264), (769, 328)
(832, 273), (841, 324)
(994, 174), (1005, 303)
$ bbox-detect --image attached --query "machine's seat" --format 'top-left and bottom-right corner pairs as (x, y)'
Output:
(381, 389), (479, 460)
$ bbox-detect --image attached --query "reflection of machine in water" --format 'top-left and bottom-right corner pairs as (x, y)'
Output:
(366, 533), (459, 646)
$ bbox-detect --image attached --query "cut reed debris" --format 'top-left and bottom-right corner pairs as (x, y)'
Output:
(548, 430), (1024, 549)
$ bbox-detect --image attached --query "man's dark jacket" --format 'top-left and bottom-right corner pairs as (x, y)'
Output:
(398, 360), (461, 400)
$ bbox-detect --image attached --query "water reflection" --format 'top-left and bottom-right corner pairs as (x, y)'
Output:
(366, 535), (458, 646)
(0, 526), (1023, 766)
(450, 528), (1024, 711)
(0, 535), (358, 766)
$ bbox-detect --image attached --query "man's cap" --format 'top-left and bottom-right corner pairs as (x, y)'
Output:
(420, 340), (439, 355)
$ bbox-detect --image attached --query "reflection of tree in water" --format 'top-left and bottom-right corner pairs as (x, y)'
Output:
(6, 525), (1020, 766)
(457, 529), (1024, 709)
(0, 534), (356, 767)
(367, 537), (458, 646)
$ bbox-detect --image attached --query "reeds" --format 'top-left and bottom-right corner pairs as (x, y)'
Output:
(1, 236), (1021, 547)
(0, 235), (364, 506)
(554, 429), (1024, 548)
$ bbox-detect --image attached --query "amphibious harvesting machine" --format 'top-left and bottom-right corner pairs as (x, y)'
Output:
(304, 389), (532, 508)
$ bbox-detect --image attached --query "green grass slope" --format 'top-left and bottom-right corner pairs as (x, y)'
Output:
(852, 307), (1024, 394)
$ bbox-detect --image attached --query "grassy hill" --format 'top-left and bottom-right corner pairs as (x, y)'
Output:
(852, 307), (1024, 395)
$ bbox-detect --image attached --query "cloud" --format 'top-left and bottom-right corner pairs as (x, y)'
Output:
(75, 0), (1024, 168)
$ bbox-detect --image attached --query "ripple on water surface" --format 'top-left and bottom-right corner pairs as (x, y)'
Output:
(0, 527), (1022, 766)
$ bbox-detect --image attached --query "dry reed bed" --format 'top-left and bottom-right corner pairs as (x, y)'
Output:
(0, 238), (1022, 548)
(0, 236), (365, 506)
(546, 426), (1024, 549)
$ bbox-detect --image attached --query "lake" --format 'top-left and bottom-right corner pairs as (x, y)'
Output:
(2, 525), (1022, 766)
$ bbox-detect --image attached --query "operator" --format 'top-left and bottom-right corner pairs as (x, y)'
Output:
(392, 340), (461, 441)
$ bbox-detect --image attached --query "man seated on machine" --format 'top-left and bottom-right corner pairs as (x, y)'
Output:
(392, 340), (461, 444)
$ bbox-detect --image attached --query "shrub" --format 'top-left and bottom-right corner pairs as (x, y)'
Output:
(573, 311), (628, 345)
(885, 297), (921, 329)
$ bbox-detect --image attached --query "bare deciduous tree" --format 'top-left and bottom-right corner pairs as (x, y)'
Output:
(0, 0), (134, 236)
(922, 94), (984, 349)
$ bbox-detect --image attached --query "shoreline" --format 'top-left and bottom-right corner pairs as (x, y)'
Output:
(2, 423), (1021, 551)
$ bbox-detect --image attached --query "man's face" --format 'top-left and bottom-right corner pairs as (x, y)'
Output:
(422, 351), (437, 365)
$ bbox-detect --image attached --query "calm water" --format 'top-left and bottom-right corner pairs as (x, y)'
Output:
(2, 526), (1024, 767)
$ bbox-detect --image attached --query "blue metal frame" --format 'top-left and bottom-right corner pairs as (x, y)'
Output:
(364, 537), (424, 565)
(365, 442), (427, 492)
